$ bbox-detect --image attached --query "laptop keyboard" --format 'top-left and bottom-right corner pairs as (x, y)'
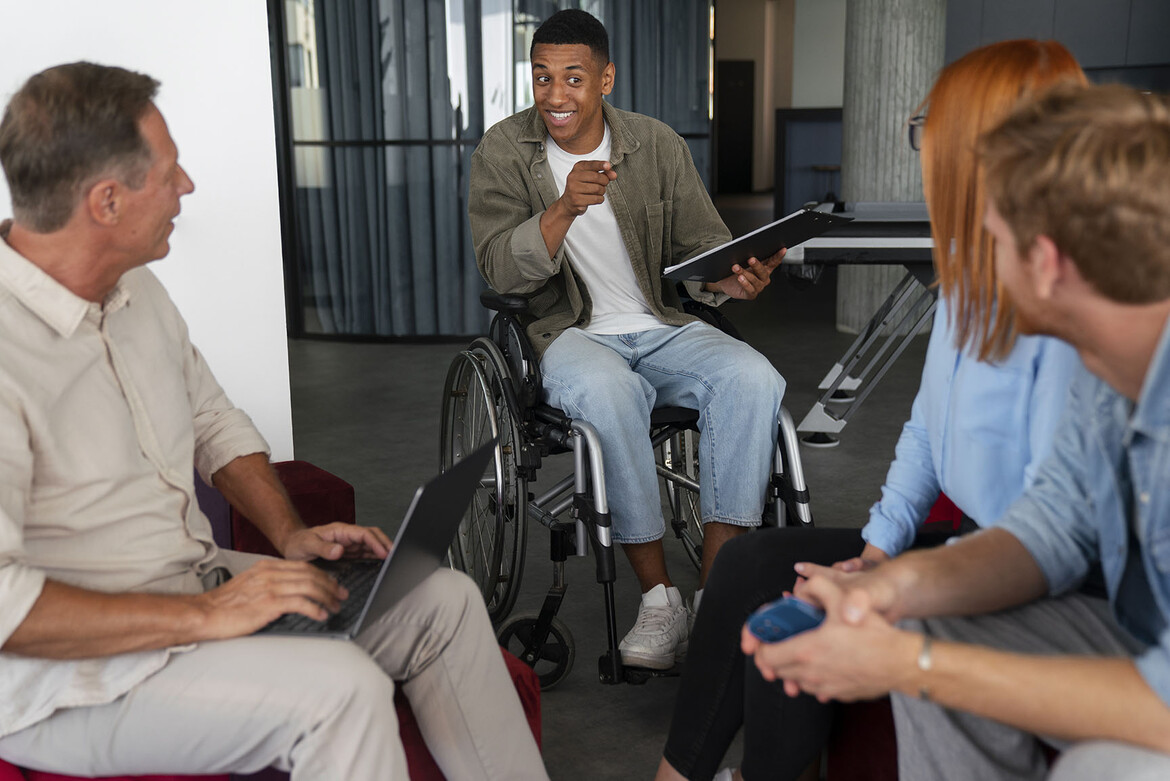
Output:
(257, 558), (382, 635)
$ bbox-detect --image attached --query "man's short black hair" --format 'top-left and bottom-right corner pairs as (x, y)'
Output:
(531, 9), (610, 65)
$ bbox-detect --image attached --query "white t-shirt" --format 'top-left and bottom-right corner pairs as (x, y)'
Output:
(545, 125), (667, 334)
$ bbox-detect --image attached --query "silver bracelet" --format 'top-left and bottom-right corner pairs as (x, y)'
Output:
(917, 634), (933, 701)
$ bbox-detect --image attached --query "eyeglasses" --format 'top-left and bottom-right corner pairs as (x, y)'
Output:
(907, 114), (926, 152)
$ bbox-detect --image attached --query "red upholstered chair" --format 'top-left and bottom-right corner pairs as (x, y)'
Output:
(922, 491), (964, 531)
(228, 460), (353, 559)
(825, 492), (963, 781)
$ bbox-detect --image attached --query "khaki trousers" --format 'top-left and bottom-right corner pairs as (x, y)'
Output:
(0, 568), (548, 781)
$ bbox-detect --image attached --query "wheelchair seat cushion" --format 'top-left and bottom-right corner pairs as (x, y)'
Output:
(649, 406), (701, 428)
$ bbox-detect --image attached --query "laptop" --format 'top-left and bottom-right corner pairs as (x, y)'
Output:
(256, 438), (496, 639)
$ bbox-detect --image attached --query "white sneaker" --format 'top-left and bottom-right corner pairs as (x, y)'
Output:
(619, 584), (689, 669)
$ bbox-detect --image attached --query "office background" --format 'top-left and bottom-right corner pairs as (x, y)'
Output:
(0, 0), (1166, 480)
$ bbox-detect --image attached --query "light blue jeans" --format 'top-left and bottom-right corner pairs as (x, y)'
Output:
(540, 321), (786, 544)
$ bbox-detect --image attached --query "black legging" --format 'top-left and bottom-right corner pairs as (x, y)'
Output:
(663, 524), (970, 781)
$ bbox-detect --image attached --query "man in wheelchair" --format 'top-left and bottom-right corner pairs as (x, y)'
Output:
(468, 9), (786, 671)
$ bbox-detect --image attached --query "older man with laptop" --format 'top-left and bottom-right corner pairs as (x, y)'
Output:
(0, 61), (547, 780)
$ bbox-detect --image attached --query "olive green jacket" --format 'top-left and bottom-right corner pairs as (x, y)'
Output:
(468, 101), (730, 357)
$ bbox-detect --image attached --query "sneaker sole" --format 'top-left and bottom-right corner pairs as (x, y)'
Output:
(620, 649), (676, 670)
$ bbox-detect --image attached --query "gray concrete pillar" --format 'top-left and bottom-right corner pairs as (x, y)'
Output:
(836, 0), (945, 333)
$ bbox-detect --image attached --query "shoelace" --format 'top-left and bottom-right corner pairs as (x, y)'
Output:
(631, 604), (683, 636)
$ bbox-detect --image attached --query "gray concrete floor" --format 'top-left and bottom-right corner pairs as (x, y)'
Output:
(287, 195), (930, 780)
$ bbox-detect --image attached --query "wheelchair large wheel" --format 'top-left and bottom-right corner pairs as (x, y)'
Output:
(497, 613), (576, 690)
(441, 338), (527, 623)
(660, 432), (703, 570)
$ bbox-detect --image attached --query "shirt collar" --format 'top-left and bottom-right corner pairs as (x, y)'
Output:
(1130, 314), (1170, 439)
(0, 219), (130, 338)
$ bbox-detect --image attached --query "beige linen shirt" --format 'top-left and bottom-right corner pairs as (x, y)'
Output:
(0, 225), (269, 737)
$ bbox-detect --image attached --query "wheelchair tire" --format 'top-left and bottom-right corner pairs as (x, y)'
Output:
(440, 338), (527, 623)
(497, 613), (576, 691)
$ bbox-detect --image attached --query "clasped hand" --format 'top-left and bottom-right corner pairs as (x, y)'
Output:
(740, 563), (916, 703)
(196, 522), (393, 641)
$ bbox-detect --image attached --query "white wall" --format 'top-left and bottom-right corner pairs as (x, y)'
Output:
(0, 0), (294, 460)
(792, 0), (847, 107)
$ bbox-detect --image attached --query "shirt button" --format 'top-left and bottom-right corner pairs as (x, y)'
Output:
(536, 173), (543, 179)
(1141, 492), (1150, 504)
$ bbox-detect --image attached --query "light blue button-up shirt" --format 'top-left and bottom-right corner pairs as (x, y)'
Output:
(862, 297), (1081, 557)
(998, 317), (1170, 706)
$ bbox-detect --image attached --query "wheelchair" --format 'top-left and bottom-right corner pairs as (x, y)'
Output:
(439, 290), (814, 689)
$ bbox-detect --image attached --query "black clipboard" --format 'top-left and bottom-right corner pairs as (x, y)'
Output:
(664, 209), (853, 282)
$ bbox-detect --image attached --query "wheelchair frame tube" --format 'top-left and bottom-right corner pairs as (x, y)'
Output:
(777, 408), (813, 525)
(570, 420), (609, 516)
(533, 475), (576, 520)
(655, 463), (700, 493)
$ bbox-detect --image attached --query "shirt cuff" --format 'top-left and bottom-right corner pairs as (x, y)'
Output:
(682, 280), (729, 308)
(511, 214), (561, 282)
(194, 409), (271, 485)
(861, 512), (913, 559)
(0, 564), (46, 648)
(996, 510), (1085, 596)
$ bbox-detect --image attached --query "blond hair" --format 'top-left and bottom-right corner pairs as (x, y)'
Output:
(919, 40), (1085, 360)
(981, 83), (1170, 304)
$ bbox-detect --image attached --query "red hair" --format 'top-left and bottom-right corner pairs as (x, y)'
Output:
(919, 40), (1085, 359)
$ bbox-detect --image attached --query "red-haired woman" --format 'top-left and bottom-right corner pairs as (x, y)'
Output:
(655, 39), (1087, 781)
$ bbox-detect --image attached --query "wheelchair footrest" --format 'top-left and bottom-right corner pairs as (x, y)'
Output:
(598, 650), (624, 685)
(598, 652), (684, 685)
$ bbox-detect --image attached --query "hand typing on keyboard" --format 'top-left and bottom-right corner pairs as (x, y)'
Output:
(279, 521), (393, 562)
(193, 558), (351, 640)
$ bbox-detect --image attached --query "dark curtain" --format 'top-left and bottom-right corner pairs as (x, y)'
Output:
(296, 0), (487, 336)
(602, 0), (712, 187)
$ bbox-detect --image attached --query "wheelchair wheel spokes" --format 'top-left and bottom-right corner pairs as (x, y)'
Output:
(673, 487), (703, 570)
(440, 339), (527, 623)
(660, 431), (704, 571)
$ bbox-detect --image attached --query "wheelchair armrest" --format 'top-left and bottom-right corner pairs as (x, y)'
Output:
(480, 290), (531, 314)
(681, 297), (744, 342)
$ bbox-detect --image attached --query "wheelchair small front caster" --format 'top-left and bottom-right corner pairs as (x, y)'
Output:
(497, 612), (576, 690)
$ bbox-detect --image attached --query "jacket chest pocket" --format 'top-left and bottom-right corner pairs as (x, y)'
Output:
(646, 201), (670, 270)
